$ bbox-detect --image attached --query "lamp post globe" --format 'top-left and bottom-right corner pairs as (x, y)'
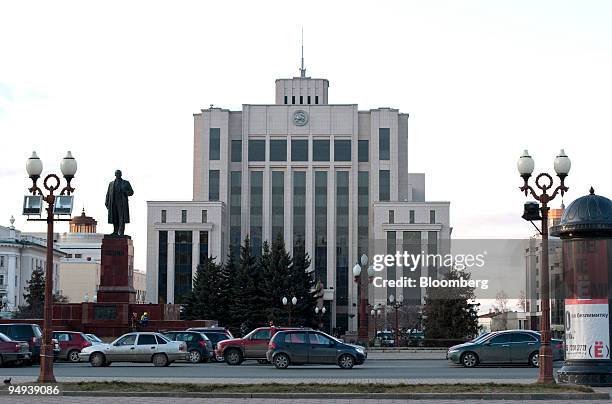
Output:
(291, 296), (297, 305)
(360, 254), (368, 267)
(370, 309), (375, 316)
(282, 296), (288, 306)
(517, 149), (535, 178)
(26, 151), (43, 178)
(367, 265), (375, 277)
(60, 151), (78, 179)
(315, 307), (319, 314)
(554, 149), (571, 177)
(352, 263), (361, 278)
(322, 307), (326, 314)
(389, 294), (395, 304)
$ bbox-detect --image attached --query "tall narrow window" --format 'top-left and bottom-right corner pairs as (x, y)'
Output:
(250, 171), (263, 255)
(161, 210), (166, 223)
(284, 96), (288, 104)
(334, 140), (351, 161)
(358, 171), (369, 262)
(157, 231), (168, 304)
(270, 139), (287, 161)
(307, 95), (311, 104)
(409, 210), (415, 224)
(387, 231), (397, 301)
(209, 170), (220, 201)
(403, 231), (421, 305)
(430, 210), (436, 224)
(335, 171), (349, 333)
(181, 210), (187, 223)
(293, 171), (306, 254)
(315, 95), (319, 104)
(428, 231), (438, 278)
(315, 171), (328, 282)
(174, 231), (193, 304)
(272, 171), (285, 240)
(379, 128), (390, 160)
(389, 210), (394, 224)
(299, 95), (303, 104)
(209, 128), (220, 160)
(358, 140), (369, 162)
(201, 210), (207, 223)
(199, 231), (209, 267)
(248, 139), (266, 161)
(292, 96), (296, 104)
(231, 140), (242, 162)
(230, 171), (241, 258)
(379, 170), (390, 201)
(313, 140), (330, 161)
(291, 139), (308, 161)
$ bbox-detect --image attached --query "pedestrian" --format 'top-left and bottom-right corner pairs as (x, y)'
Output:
(140, 311), (149, 328)
(130, 312), (138, 330)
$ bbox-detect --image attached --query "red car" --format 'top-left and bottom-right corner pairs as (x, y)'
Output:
(0, 332), (31, 366)
(53, 331), (92, 363)
(216, 327), (306, 365)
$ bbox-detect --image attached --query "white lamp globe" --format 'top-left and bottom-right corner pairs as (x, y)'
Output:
(352, 264), (362, 277)
(554, 149), (571, 177)
(517, 150), (535, 177)
(367, 265), (375, 277)
(26, 151), (43, 178)
(60, 151), (78, 178)
(291, 296), (297, 305)
(282, 297), (288, 306)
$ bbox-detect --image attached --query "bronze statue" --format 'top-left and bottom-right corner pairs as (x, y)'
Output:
(105, 170), (134, 236)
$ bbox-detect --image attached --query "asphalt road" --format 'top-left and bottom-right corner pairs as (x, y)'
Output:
(0, 359), (563, 381)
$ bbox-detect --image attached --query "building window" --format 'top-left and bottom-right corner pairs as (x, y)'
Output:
(284, 96), (288, 104)
(402, 231), (421, 304)
(158, 231), (168, 304)
(389, 210), (394, 224)
(174, 231), (193, 304)
(291, 139), (309, 161)
(315, 171), (327, 283)
(272, 171), (285, 240)
(430, 210), (436, 224)
(336, 171), (349, 332)
(313, 140), (330, 161)
(250, 171), (263, 255)
(0, 256), (4, 268)
(231, 140), (242, 162)
(307, 95), (311, 104)
(315, 95), (319, 104)
(201, 210), (207, 223)
(427, 231), (438, 278)
(379, 170), (390, 201)
(358, 171), (369, 262)
(292, 96), (295, 104)
(293, 171), (306, 254)
(161, 210), (166, 223)
(409, 210), (415, 224)
(334, 140), (351, 161)
(181, 210), (187, 223)
(209, 170), (220, 201)
(0, 274), (4, 285)
(270, 139), (287, 162)
(358, 140), (369, 162)
(387, 231), (397, 300)
(209, 128), (220, 160)
(199, 231), (209, 267)
(379, 128), (390, 160)
(230, 171), (241, 258)
(299, 95), (303, 104)
(248, 139), (266, 162)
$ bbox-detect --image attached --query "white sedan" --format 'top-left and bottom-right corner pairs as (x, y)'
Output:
(79, 332), (187, 367)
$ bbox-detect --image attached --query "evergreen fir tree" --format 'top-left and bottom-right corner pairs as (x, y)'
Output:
(422, 267), (480, 341)
(266, 233), (292, 325)
(216, 249), (237, 328)
(290, 239), (317, 327)
(14, 267), (67, 318)
(183, 262), (209, 320)
(230, 236), (257, 335)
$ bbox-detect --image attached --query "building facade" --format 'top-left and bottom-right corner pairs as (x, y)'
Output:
(146, 66), (451, 333)
(0, 217), (63, 312)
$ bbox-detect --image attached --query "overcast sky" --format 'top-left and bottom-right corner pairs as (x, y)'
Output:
(1, 0), (611, 271)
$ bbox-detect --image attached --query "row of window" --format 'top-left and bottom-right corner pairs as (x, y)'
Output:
(283, 95), (320, 105)
(160, 209), (208, 224)
(388, 210), (436, 224)
(209, 128), (391, 163)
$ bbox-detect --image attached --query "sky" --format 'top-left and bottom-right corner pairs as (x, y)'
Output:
(1, 0), (611, 272)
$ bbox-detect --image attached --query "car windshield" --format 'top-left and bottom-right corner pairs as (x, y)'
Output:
(156, 333), (172, 343)
(87, 334), (102, 343)
(33, 325), (43, 338)
(0, 332), (9, 342)
(471, 332), (491, 342)
(315, 330), (343, 344)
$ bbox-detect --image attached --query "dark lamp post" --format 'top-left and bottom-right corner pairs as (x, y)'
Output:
(353, 254), (374, 344)
(517, 148), (570, 384)
(388, 294), (404, 347)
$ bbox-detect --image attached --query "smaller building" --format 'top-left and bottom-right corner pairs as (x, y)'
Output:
(478, 310), (528, 332)
(0, 216), (64, 311)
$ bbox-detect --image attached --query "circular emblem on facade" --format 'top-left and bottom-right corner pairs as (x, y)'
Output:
(293, 110), (309, 126)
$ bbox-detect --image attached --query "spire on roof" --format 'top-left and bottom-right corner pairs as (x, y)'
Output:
(299, 27), (306, 78)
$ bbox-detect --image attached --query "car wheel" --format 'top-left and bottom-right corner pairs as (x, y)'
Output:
(152, 353), (169, 367)
(461, 352), (478, 368)
(68, 350), (80, 363)
(529, 352), (539, 368)
(224, 349), (243, 366)
(338, 354), (355, 369)
(89, 352), (106, 367)
(188, 350), (202, 364)
(273, 353), (290, 369)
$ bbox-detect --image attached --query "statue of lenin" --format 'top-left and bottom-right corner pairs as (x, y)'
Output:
(105, 170), (134, 236)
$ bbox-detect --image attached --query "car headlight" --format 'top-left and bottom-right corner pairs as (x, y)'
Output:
(448, 349), (459, 354)
(356, 348), (365, 354)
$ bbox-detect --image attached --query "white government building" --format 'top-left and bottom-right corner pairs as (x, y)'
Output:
(146, 62), (451, 333)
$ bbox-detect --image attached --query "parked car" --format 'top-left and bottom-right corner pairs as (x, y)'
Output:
(0, 332), (31, 366)
(446, 330), (564, 368)
(163, 331), (213, 363)
(53, 331), (92, 363)
(188, 327), (233, 362)
(85, 334), (104, 345)
(0, 323), (60, 363)
(216, 327), (303, 365)
(267, 329), (367, 369)
(376, 330), (395, 347)
(79, 332), (187, 367)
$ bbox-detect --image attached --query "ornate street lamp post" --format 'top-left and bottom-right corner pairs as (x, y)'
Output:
(388, 294), (404, 347)
(370, 304), (382, 341)
(314, 306), (327, 330)
(353, 254), (375, 343)
(282, 296), (297, 326)
(25, 151), (77, 383)
(517, 149), (570, 384)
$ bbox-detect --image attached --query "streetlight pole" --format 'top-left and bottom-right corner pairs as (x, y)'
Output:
(370, 305), (381, 340)
(388, 294), (403, 347)
(283, 296), (297, 326)
(517, 149), (570, 384)
(353, 254), (374, 344)
(315, 306), (326, 330)
(25, 151), (77, 383)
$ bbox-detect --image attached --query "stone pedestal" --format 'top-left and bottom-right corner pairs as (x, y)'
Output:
(97, 235), (136, 303)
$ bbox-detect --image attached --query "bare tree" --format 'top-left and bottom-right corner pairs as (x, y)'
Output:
(492, 291), (509, 331)
(516, 290), (527, 312)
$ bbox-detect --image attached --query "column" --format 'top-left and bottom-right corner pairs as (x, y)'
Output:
(192, 230), (200, 279)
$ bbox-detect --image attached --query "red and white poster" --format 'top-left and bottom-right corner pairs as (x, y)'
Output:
(565, 299), (610, 360)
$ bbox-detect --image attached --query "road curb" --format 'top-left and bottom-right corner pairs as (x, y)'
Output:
(4, 391), (606, 400)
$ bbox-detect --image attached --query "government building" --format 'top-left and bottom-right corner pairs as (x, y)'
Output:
(146, 63), (451, 333)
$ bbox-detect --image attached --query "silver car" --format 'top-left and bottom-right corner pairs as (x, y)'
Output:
(79, 332), (187, 367)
